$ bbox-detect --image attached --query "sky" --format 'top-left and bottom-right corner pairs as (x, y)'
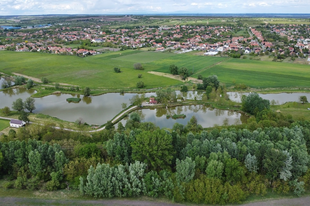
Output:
(0, 0), (310, 15)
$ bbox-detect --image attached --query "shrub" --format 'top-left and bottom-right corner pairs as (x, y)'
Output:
(114, 67), (121, 73)
(134, 63), (143, 70)
(3, 181), (13, 189)
(137, 81), (145, 88)
(41, 77), (49, 84)
(138, 74), (142, 78)
(197, 74), (203, 80)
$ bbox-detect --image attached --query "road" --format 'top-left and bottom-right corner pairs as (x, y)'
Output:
(0, 196), (310, 206)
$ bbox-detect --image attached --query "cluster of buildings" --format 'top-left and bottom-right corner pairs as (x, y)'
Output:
(0, 22), (309, 58)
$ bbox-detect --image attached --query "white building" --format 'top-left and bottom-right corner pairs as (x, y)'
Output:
(10, 119), (26, 128)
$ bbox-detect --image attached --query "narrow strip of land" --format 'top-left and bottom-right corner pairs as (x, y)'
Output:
(12, 72), (74, 86)
(0, 105), (138, 133)
(0, 196), (310, 206)
(148, 71), (202, 83)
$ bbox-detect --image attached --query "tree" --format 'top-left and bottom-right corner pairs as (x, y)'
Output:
(203, 75), (219, 90)
(12, 98), (24, 112)
(55, 83), (60, 89)
(134, 63), (143, 70)
(24, 97), (36, 113)
(136, 81), (144, 88)
(206, 86), (212, 99)
(245, 154), (258, 173)
(179, 67), (189, 80)
(19, 111), (30, 123)
(84, 87), (91, 96)
(300, 96), (308, 104)
(169, 65), (179, 75)
(263, 148), (287, 181)
(186, 116), (203, 133)
(180, 85), (188, 92)
(26, 79), (34, 89)
(176, 157), (196, 183)
(1, 106), (10, 116)
(197, 74), (203, 80)
(241, 93), (270, 115)
(131, 129), (174, 171)
(114, 67), (121, 73)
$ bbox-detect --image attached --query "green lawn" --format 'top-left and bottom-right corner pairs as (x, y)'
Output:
(0, 119), (9, 131)
(193, 58), (310, 88)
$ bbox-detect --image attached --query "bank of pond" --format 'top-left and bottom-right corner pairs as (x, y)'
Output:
(0, 85), (309, 128)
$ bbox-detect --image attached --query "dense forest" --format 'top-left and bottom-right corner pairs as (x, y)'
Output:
(1, 93), (310, 204)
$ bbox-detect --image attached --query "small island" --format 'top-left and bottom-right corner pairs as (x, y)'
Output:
(166, 114), (186, 119)
(66, 97), (81, 103)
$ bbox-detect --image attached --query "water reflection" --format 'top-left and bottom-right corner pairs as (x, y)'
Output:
(137, 105), (247, 129)
(227, 92), (310, 105)
(0, 88), (156, 125)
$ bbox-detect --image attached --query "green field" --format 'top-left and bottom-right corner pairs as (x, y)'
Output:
(193, 58), (310, 88)
(1, 50), (310, 90)
(0, 119), (9, 131)
(0, 50), (182, 89)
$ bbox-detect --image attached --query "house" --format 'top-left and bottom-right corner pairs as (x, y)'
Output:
(149, 97), (157, 104)
(10, 119), (26, 128)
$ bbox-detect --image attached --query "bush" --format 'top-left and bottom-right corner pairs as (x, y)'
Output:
(197, 74), (203, 80)
(1, 106), (10, 116)
(134, 63), (144, 70)
(41, 77), (49, 84)
(3, 181), (13, 189)
(138, 74), (142, 78)
(114, 67), (121, 73)
(181, 85), (188, 92)
(137, 81), (145, 88)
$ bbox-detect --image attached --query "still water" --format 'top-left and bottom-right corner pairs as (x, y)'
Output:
(227, 92), (310, 105)
(133, 105), (248, 129)
(0, 88), (155, 125)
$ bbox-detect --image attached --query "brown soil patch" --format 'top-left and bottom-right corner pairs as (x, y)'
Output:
(148, 71), (202, 84)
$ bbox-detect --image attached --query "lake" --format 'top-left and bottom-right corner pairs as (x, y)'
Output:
(227, 92), (310, 105)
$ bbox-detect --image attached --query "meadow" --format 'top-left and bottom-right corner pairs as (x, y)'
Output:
(193, 58), (310, 88)
(0, 50), (181, 89)
(0, 119), (9, 132)
(1, 50), (310, 90)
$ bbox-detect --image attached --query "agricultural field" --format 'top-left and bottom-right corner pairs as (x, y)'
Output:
(0, 119), (9, 132)
(193, 58), (310, 88)
(1, 50), (310, 90)
(0, 50), (182, 89)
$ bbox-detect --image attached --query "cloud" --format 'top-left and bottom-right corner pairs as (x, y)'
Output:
(0, 0), (309, 14)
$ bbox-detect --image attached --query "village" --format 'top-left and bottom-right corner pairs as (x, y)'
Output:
(0, 20), (309, 60)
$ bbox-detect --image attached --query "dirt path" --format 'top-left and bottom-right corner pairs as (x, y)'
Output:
(0, 196), (310, 206)
(148, 71), (202, 84)
(12, 73), (74, 86)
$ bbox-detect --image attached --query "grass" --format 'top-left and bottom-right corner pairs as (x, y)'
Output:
(0, 50), (182, 89)
(0, 119), (10, 131)
(1, 50), (310, 91)
(66, 97), (81, 103)
(272, 102), (310, 121)
(193, 58), (310, 88)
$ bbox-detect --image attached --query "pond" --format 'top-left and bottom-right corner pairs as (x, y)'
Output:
(124, 105), (248, 129)
(227, 92), (310, 105)
(0, 87), (156, 125)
